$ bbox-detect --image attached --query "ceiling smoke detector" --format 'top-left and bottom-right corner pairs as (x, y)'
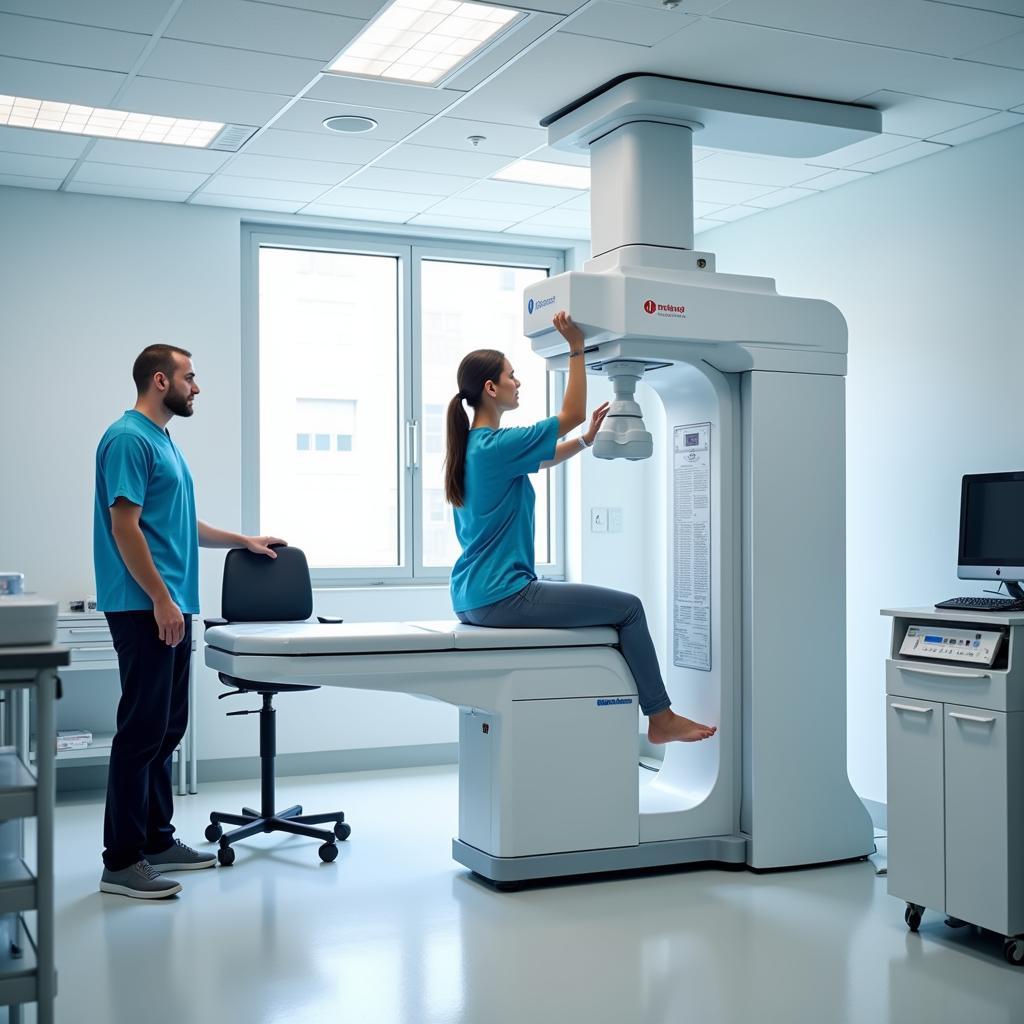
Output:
(323, 115), (378, 134)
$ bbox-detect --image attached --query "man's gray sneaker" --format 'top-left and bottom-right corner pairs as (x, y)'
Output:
(99, 860), (182, 899)
(144, 838), (217, 871)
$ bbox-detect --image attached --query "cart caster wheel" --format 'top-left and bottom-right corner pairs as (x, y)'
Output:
(944, 916), (969, 929)
(319, 842), (338, 863)
(904, 904), (923, 932)
(205, 823), (223, 842)
(494, 881), (522, 893)
(334, 821), (351, 841)
(1004, 938), (1024, 966)
(217, 846), (235, 867)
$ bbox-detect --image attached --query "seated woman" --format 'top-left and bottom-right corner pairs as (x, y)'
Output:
(445, 310), (716, 745)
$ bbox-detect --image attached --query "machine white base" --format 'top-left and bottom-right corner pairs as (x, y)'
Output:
(452, 834), (749, 885)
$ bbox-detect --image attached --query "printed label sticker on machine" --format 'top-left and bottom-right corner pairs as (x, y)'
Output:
(899, 624), (1004, 666)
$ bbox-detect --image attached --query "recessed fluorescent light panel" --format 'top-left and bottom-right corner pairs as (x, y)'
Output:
(327, 0), (521, 86)
(494, 159), (591, 190)
(0, 95), (224, 147)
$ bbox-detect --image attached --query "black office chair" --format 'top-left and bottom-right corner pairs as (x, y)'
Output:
(203, 545), (351, 865)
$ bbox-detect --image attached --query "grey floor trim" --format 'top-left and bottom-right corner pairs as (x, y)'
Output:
(453, 834), (749, 884)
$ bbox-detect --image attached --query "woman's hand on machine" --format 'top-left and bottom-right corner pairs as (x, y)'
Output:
(583, 402), (610, 446)
(553, 310), (584, 353)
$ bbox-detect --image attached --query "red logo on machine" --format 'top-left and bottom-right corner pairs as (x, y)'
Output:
(643, 299), (656, 314)
(643, 299), (686, 315)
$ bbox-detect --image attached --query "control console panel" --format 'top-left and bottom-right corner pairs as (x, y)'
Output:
(899, 624), (1004, 666)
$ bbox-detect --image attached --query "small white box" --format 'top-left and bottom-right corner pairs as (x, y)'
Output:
(0, 595), (58, 646)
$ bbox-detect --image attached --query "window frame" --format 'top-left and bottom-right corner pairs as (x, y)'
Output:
(242, 225), (567, 587)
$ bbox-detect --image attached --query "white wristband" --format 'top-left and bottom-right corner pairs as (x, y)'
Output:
(578, 436), (590, 451)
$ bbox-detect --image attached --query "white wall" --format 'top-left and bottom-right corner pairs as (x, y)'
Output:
(1, 187), (661, 766)
(696, 124), (1024, 804)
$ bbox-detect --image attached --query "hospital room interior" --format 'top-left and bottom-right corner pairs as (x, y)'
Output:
(2, 0), (1024, 1021)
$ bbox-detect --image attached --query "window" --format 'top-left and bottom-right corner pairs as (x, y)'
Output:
(245, 229), (565, 583)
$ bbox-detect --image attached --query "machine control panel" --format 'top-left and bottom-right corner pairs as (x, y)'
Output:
(899, 624), (1004, 666)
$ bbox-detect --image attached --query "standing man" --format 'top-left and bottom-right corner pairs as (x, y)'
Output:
(94, 344), (284, 899)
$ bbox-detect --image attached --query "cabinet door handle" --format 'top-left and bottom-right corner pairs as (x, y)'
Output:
(890, 702), (933, 714)
(897, 664), (989, 680)
(948, 712), (996, 724)
(71, 644), (116, 653)
(67, 628), (110, 634)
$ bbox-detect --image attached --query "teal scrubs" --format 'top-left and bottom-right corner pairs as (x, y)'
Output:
(93, 410), (199, 614)
(450, 416), (560, 613)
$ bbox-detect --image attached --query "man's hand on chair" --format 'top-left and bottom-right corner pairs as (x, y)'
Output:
(244, 536), (287, 558)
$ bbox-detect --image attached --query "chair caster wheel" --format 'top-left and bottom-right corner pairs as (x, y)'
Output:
(1004, 938), (1024, 966)
(905, 904), (923, 932)
(217, 845), (236, 867)
(319, 842), (338, 863)
(334, 822), (351, 841)
(205, 823), (223, 842)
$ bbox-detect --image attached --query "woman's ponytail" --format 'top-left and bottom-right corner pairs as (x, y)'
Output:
(443, 348), (505, 507)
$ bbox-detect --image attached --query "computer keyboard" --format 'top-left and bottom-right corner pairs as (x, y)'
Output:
(934, 596), (1024, 612)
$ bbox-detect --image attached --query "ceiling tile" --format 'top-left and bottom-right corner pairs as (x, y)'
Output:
(516, 206), (590, 229)
(710, 0), (1024, 59)
(118, 78), (290, 125)
(506, 219), (588, 239)
(444, 14), (560, 92)
(0, 125), (91, 159)
(0, 55), (125, 107)
(849, 139), (949, 171)
(409, 117), (546, 157)
(528, 145), (590, 167)
(562, 2), (698, 46)
(858, 89), (1000, 137)
(611, 0), (732, 14)
(0, 1), (171, 33)
(0, 171), (62, 190)
(192, 193), (304, 212)
(459, 178), (585, 206)
(692, 178), (776, 204)
(561, 193), (590, 211)
(71, 162), (211, 191)
(804, 132), (920, 168)
(165, 0), (364, 61)
(312, 186), (437, 211)
(923, 0), (1024, 14)
(0, 13), (149, 72)
(376, 143), (510, 176)
(800, 167), (871, 189)
(66, 181), (193, 203)
(0, 150), (75, 178)
(958, 26), (1024, 70)
(694, 152), (830, 187)
(701, 204), (760, 222)
(244, 127), (391, 163)
(428, 197), (545, 221)
(308, 75), (463, 115)
(345, 166), (477, 195)
(229, 152), (360, 184)
(248, 0), (387, 16)
(693, 216), (728, 234)
(273, 99), (432, 141)
(201, 175), (328, 200)
(299, 203), (410, 222)
(744, 185), (819, 208)
(928, 109), (1024, 143)
(693, 200), (729, 217)
(86, 138), (233, 172)
(410, 212), (517, 231)
(500, 0), (589, 12)
(140, 39), (324, 95)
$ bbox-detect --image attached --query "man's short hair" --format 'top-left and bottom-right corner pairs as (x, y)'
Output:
(132, 344), (192, 394)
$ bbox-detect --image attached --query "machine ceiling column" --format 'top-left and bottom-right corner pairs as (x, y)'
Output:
(589, 120), (695, 260)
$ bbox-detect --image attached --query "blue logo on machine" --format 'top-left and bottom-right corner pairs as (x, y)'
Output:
(527, 298), (534, 314)
(528, 295), (556, 315)
(596, 698), (634, 707)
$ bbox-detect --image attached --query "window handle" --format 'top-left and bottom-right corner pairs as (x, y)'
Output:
(406, 419), (420, 471)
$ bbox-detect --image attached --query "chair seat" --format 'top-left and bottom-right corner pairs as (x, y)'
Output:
(218, 672), (319, 694)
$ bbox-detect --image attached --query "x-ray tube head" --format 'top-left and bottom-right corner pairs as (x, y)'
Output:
(592, 360), (653, 461)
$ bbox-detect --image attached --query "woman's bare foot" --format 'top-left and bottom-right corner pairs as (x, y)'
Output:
(647, 709), (717, 744)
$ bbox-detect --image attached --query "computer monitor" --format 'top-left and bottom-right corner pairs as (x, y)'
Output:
(958, 471), (1024, 596)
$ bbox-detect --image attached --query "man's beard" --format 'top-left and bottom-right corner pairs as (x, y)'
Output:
(163, 392), (193, 417)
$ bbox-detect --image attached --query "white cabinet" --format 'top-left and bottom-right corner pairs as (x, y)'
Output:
(882, 608), (1024, 965)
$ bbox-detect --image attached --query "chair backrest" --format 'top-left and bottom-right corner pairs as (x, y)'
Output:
(221, 545), (313, 623)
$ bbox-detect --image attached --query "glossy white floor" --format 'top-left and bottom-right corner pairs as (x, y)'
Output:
(42, 765), (1022, 1024)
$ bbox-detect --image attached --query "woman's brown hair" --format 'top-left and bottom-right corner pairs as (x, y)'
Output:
(444, 349), (505, 507)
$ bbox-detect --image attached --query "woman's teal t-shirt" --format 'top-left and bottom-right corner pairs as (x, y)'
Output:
(449, 416), (560, 613)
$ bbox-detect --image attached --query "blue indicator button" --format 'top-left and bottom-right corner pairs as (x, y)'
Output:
(924, 635), (944, 643)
